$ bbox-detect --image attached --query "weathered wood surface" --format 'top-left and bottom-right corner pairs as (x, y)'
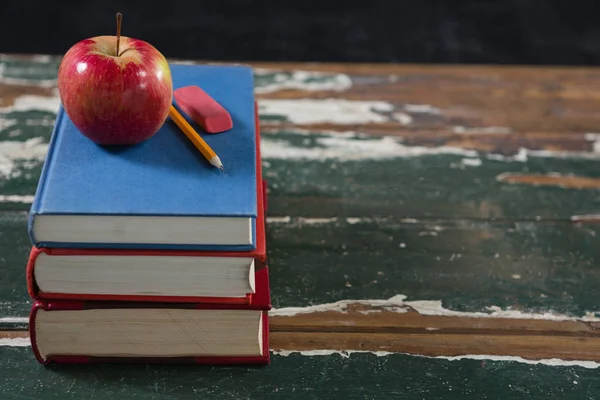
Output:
(2, 54), (600, 398)
(1, 347), (598, 400)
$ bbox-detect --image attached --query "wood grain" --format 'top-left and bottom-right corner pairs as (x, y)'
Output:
(4, 56), (600, 156)
(271, 332), (600, 361)
(3, 54), (600, 371)
(497, 174), (600, 189)
(5, 307), (600, 360)
(270, 308), (600, 337)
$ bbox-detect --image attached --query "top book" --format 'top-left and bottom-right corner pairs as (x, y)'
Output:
(28, 63), (258, 251)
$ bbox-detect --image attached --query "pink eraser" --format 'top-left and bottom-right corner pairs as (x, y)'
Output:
(173, 86), (233, 133)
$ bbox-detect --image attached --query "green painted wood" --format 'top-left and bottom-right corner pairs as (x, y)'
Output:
(2, 211), (599, 320)
(262, 145), (600, 220)
(3, 56), (600, 218)
(0, 348), (596, 399)
(0, 55), (59, 82)
(0, 212), (30, 322)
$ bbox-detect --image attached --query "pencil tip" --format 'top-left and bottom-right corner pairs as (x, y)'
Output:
(209, 156), (224, 170)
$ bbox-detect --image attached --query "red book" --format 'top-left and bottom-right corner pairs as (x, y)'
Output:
(29, 268), (270, 365)
(27, 111), (268, 305)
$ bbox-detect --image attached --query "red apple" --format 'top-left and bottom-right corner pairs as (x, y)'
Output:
(57, 35), (173, 145)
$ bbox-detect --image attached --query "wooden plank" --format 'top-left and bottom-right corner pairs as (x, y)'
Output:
(271, 309), (600, 337)
(0, 347), (597, 399)
(2, 213), (600, 318)
(5, 328), (600, 362)
(3, 55), (600, 218)
(270, 332), (600, 362)
(6, 301), (600, 361)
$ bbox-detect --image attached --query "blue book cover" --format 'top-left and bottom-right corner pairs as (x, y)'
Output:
(29, 63), (258, 251)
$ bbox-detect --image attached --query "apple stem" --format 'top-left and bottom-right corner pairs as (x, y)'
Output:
(116, 12), (123, 56)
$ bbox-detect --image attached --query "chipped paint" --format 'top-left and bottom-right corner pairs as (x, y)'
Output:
(0, 118), (18, 131)
(392, 112), (413, 125)
(0, 137), (48, 177)
(266, 216), (292, 224)
(0, 317), (28, 323)
(0, 94), (60, 114)
(254, 69), (352, 94)
(0, 338), (29, 347)
(261, 130), (478, 161)
(260, 128), (600, 164)
(461, 158), (483, 167)
(403, 104), (442, 114)
(0, 195), (34, 203)
(497, 173), (600, 189)
(488, 146), (600, 162)
(270, 294), (600, 321)
(258, 99), (395, 125)
(297, 217), (338, 225)
(273, 350), (600, 369)
(453, 126), (513, 134)
(585, 133), (600, 153)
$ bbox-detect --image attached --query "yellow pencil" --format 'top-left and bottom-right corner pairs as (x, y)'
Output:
(168, 105), (224, 170)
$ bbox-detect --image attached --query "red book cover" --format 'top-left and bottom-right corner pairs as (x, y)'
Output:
(29, 297), (270, 366)
(27, 108), (268, 305)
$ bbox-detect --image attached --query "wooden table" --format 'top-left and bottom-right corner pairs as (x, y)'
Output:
(1, 54), (600, 398)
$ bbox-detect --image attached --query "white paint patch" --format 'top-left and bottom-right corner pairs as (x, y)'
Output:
(0, 94), (60, 114)
(460, 158), (483, 167)
(585, 133), (600, 154)
(0, 137), (49, 177)
(393, 112), (413, 126)
(261, 131), (478, 161)
(254, 70), (352, 94)
(453, 126), (513, 134)
(274, 349), (393, 358)
(401, 218), (419, 223)
(258, 99), (395, 125)
(0, 338), (30, 347)
(271, 294), (600, 321)
(260, 128), (600, 164)
(0, 195), (34, 203)
(404, 104), (442, 114)
(273, 350), (600, 369)
(0, 317), (28, 323)
(266, 216), (397, 226)
(487, 146), (600, 162)
(272, 296), (409, 317)
(266, 216), (292, 224)
(0, 118), (18, 131)
(298, 217), (338, 225)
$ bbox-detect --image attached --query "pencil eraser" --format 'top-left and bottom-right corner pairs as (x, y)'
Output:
(174, 86), (233, 134)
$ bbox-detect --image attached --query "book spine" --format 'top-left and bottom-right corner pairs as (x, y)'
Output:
(29, 300), (47, 365)
(27, 106), (66, 246)
(25, 247), (45, 299)
(261, 310), (270, 362)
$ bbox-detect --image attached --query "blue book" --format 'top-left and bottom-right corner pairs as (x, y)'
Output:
(28, 63), (258, 251)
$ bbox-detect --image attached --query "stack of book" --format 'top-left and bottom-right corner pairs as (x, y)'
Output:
(25, 63), (270, 365)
